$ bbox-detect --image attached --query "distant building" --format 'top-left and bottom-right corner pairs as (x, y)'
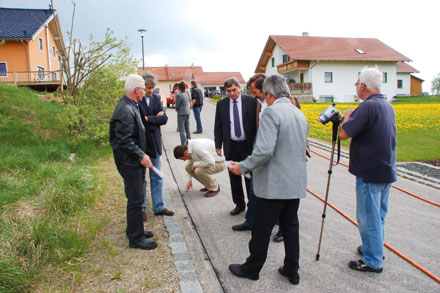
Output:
(255, 34), (423, 102)
(138, 66), (245, 98)
(396, 61), (423, 96)
(0, 7), (65, 90)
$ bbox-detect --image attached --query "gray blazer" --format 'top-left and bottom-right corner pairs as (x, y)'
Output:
(239, 97), (308, 200)
(176, 92), (190, 115)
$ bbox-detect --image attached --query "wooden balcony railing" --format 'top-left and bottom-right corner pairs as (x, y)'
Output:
(277, 60), (310, 74)
(0, 70), (63, 86)
(287, 82), (312, 94)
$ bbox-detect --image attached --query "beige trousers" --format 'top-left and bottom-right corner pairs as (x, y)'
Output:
(185, 161), (225, 191)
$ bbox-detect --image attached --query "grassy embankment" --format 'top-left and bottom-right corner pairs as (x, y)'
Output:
(0, 83), (110, 292)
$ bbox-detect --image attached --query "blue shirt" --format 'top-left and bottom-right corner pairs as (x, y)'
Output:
(342, 94), (397, 183)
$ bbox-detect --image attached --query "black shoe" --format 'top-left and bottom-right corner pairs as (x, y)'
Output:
(230, 206), (245, 216)
(125, 231), (153, 239)
(129, 238), (158, 250)
(232, 222), (251, 231)
(273, 230), (284, 242)
(228, 264), (258, 280)
(348, 259), (383, 273)
(278, 266), (300, 285)
(357, 246), (385, 260)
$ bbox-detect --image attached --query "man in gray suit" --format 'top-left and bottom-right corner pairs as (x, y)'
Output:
(228, 74), (308, 285)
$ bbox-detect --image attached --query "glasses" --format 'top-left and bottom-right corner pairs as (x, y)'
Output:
(355, 82), (364, 87)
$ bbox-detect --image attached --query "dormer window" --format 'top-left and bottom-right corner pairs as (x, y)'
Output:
(355, 49), (365, 54)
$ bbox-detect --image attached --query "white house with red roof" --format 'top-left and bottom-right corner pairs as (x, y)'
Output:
(255, 34), (422, 102)
(138, 65), (245, 99)
(396, 61), (423, 96)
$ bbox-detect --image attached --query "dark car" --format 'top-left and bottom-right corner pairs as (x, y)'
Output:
(209, 90), (221, 98)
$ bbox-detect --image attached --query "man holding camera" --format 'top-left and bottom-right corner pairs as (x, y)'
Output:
(339, 67), (397, 273)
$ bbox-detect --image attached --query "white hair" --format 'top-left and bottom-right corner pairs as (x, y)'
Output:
(124, 74), (145, 94)
(359, 67), (382, 91)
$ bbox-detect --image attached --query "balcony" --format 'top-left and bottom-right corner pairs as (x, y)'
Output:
(0, 70), (63, 91)
(277, 60), (310, 74)
(287, 82), (312, 94)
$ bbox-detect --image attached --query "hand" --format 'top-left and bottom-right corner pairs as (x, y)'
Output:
(156, 111), (165, 116)
(229, 161), (242, 176)
(140, 155), (153, 169)
(216, 149), (222, 156)
(185, 181), (193, 191)
(343, 109), (354, 122)
(191, 163), (196, 172)
(144, 115), (149, 121)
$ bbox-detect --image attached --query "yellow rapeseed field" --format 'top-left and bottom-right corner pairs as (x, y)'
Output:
(302, 103), (440, 141)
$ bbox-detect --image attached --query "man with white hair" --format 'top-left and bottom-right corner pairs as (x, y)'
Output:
(339, 67), (397, 273)
(110, 74), (157, 250)
(228, 74), (308, 285)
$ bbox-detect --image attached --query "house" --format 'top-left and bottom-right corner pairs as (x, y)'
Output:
(255, 34), (419, 102)
(0, 7), (65, 90)
(138, 66), (245, 98)
(396, 61), (423, 96)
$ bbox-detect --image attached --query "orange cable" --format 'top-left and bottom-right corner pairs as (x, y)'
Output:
(309, 149), (440, 208)
(307, 188), (440, 284)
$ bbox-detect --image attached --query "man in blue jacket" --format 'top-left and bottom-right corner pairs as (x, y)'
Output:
(139, 73), (174, 218)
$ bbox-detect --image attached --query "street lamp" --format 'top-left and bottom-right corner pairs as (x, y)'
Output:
(137, 28), (147, 72)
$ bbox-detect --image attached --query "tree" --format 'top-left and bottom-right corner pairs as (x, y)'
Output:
(431, 73), (440, 95)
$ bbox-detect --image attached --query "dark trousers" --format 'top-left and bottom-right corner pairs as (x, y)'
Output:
(116, 164), (146, 242)
(242, 197), (300, 277)
(227, 140), (251, 208)
(245, 178), (256, 227)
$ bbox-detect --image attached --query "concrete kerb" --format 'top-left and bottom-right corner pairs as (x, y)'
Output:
(162, 187), (204, 293)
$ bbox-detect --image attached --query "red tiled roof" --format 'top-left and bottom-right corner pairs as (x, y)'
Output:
(271, 35), (411, 61)
(397, 61), (419, 73)
(139, 66), (245, 84)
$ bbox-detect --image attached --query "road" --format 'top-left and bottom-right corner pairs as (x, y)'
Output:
(160, 99), (440, 292)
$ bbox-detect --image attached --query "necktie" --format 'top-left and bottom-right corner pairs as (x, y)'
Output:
(233, 100), (241, 137)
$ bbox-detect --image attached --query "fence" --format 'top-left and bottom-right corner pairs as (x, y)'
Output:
(0, 70), (63, 86)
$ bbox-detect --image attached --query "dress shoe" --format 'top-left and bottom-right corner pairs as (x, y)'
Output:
(193, 131), (202, 134)
(204, 185), (220, 197)
(273, 230), (284, 242)
(278, 266), (300, 285)
(200, 187), (208, 192)
(129, 238), (158, 250)
(144, 231), (154, 239)
(154, 208), (175, 216)
(348, 259), (383, 273)
(228, 264), (259, 280)
(230, 205), (245, 216)
(232, 222), (251, 231)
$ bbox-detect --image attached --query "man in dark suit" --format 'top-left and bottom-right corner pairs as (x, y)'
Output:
(214, 77), (257, 215)
(139, 73), (174, 218)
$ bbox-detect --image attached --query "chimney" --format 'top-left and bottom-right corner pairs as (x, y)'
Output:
(302, 32), (309, 36)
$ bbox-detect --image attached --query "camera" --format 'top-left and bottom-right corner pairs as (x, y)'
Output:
(317, 103), (342, 125)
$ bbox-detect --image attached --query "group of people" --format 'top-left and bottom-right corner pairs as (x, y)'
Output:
(110, 67), (397, 285)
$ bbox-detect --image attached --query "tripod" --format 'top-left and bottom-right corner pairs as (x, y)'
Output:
(316, 119), (340, 261)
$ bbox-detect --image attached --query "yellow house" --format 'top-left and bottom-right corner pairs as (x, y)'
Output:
(0, 7), (65, 90)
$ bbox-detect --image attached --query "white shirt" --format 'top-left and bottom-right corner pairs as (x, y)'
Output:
(187, 138), (225, 180)
(229, 95), (246, 141)
(258, 98), (267, 120)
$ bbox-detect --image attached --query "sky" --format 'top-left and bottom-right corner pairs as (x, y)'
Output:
(1, 0), (439, 93)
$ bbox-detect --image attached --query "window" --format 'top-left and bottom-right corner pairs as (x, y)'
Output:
(37, 66), (45, 80)
(355, 49), (365, 54)
(319, 96), (334, 103)
(53, 46), (56, 57)
(325, 72), (333, 83)
(382, 72), (387, 83)
(271, 57), (275, 67)
(39, 38), (43, 51)
(397, 80), (403, 89)
(282, 54), (290, 63)
(51, 72), (57, 81)
(0, 62), (7, 77)
(58, 56), (62, 69)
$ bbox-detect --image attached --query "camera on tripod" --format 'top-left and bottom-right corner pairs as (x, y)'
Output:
(317, 104), (342, 125)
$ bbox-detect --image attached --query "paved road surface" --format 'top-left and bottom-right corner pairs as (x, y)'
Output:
(160, 100), (439, 292)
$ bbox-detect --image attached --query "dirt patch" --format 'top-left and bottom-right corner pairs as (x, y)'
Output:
(422, 159), (440, 167)
(72, 158), (180, 292)
(38, 94), (65, 104)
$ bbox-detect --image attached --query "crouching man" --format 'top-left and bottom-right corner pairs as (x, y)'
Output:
(174, 138), (225, 197)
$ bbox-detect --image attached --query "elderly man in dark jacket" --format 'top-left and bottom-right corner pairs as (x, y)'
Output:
(110, 74), (157, 250)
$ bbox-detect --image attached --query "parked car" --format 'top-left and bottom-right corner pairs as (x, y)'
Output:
(166, 91), (175, 108)
(208, 90), (221, 98)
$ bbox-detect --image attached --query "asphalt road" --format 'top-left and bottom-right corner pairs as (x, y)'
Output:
(160, 99), (440, 292)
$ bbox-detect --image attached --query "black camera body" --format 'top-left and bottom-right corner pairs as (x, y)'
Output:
(318, 104), (342, 125)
